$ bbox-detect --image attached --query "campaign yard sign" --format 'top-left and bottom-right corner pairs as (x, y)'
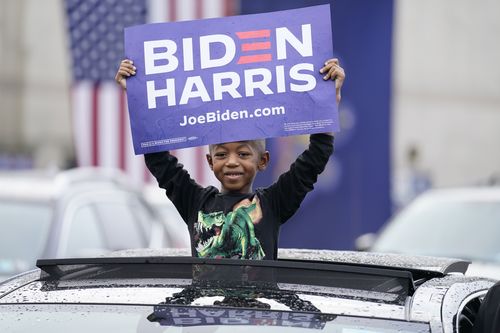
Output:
(124, 4), (337, 154)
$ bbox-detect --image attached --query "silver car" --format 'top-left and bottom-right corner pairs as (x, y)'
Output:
(0, 248), (494, 332)
(0, 168), (179, 281)
(142, 184), (191, 248)
(356, 187), (500, 280)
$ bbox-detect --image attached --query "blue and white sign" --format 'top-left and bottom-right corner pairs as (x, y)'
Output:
(125, 4), (337, 154)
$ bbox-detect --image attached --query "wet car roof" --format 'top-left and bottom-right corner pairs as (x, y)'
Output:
(278, 249), (470, 275)
(99, 247), (471, 275)
(0, 257), (412, 321)
(0, 249), (494, 328)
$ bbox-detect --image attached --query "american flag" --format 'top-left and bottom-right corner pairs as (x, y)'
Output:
(65, 0), (238, 186)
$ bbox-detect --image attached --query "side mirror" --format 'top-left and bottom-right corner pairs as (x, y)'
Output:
(354, 233), (377, 252)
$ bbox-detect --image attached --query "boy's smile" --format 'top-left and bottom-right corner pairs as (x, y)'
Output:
(224, 171), (244, 180)
(207, 141), (269, 194)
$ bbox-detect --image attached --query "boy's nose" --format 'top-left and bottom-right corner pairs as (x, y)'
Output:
(226, 154), (240, 166)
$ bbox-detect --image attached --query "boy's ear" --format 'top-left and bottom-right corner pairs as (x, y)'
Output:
(206, 154), (214, 170)
(258, 151), (270, 171)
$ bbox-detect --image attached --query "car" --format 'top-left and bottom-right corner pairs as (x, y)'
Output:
(355, 187), (500, 280)
(142, 184), (191, 248)
(0, 167), (180, 281)
(0, 248), (495, 332)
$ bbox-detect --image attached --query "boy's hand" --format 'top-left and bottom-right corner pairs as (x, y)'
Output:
(115, 59), (136, 90)
(320, 58), (345, 104)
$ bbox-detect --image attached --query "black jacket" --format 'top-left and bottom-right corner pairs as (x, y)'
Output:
(145, 133), (333, 260)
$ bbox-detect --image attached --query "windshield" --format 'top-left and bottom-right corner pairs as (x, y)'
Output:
(373, 200), (500, 263)
(0, 200), (52, 276)
(0, 304), (429, 332)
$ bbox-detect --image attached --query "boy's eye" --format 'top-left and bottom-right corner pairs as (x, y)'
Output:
(214, 152), (227, 159)
(238, 152), (251, 158)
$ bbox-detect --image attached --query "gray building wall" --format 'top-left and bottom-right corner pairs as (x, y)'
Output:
(0, 0), (72, 169)
(0, 1), (25, 152)
(393, 0), (500, 188)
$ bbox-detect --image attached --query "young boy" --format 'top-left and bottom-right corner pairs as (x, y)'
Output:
(116, 58), (345, 260)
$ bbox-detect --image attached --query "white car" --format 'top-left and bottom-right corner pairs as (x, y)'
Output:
(142, 184), (191, 248)
(356, 187), (500, 280)
(0, 168), (179, 281)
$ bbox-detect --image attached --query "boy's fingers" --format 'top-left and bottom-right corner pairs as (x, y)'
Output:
(124, 67), (136, 75)
(320, 65), (332, 74)
(319, 58), (339, 74)
(118, 66), (136, 75)
(324, 58), (339, 65)
(328, 67), (337, 79)
(323, 65), (340, 81)
(322, 69), (332, 80)
(120, 63), (136, 72)
(118, 59), (136, 73)
(121, 62), (136, 69)
(117, 70), (130, 77)
(328, 65), (345, 82)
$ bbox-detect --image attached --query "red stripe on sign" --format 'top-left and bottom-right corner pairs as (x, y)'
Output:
(91, 84), (99, 166)
(169, 0), (177, 21)
(237, 54), (272, 64)
(118, 89), (126, 170)
(242, 41), (271, 51)
(236, 30), (271, 39)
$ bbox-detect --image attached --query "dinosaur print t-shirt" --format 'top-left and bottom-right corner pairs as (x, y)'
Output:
(194, 195), (265, 259)
(145, 133), (334, 260)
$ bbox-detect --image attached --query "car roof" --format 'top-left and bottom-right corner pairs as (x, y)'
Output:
(417, 186), (500, 202)
(278, 249), (470, 275)
(0, 167), (136, 201)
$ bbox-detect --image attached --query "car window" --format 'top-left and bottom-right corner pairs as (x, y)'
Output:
(0, 304), (430, 332)
(374, 200), (500, 262)
(94, 200), (147, 250)
(128, 199), (154, 241)
(64, 205), (106, 257)
(0, 200), (52, 275)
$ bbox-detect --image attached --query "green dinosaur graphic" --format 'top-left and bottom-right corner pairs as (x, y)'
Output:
(196, 201), (265, 259)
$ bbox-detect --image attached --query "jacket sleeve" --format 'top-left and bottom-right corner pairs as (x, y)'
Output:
(264, 133), (334, 224)
(144, 152), (204, 222)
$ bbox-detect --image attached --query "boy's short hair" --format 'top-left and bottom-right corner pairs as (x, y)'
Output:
(208, 139), (266, 155)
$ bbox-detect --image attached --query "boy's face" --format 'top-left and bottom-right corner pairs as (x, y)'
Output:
(206, 141), (269, 194)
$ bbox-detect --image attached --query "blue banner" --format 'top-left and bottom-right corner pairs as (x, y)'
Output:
(124, 5), (338, 154)
(244, 0), (393, 250)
